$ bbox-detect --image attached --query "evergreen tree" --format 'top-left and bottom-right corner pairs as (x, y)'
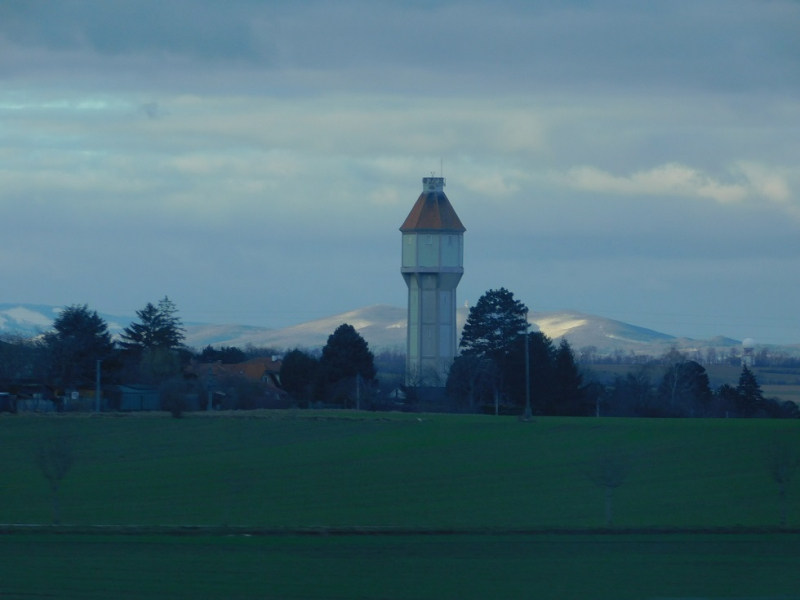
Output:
(553, 339), (584, 415)
(120, 296), (185, 352)
(460, 288), (528, 359)
(736, 365), (764, 417)
(119, 297), (186, 385)
(320, 324), (376, 382)
(500, 331), (556, 414)
(43, 304), (114, 389)
(319, 324), (376, 407)
(454, 288), (529, 414)
(119, 302), (162, 351)
(155, 296), (185, 349)
(281, 349), (320, 407)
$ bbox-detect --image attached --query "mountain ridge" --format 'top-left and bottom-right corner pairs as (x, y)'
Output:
(0, 302), (779, 357)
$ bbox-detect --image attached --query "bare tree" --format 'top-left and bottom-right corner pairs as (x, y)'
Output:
(766, 440), (799, 527)
(35, 435), (74, 525)
(586, 450), (630, 527)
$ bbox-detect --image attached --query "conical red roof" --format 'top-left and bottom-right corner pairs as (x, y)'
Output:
(400, 191), (466, 232)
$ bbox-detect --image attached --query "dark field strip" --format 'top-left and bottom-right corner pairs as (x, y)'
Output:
(3, 524), (800, 536)
(1, 533), (799, 600)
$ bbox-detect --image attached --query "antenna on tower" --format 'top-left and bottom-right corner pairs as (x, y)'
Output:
(440, 158), (443, 178)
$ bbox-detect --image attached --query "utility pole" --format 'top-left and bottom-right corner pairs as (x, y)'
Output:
(95, 359), (102, 413)
(523, 310), (532, 421)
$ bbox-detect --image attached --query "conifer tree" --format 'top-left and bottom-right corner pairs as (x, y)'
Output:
(320, 324), (376, 383)
(553, 339), (584, 415)
(736, 365), (764, 417)
(120, 296), (185, 352)
(318, 324), (375, 407)
(451, 288), (529, 415)
(155, 296), (185, 349)
(460, 288), (528, 359)
(119, 297), (186, 385)
(281, 349), (320, 406)
(44, 304), (114, 388)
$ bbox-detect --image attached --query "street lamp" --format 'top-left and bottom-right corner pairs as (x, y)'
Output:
(523, 310), (532, 421)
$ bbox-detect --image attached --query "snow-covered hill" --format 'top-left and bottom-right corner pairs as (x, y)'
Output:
(0, 303), (130, 338)
(0, 302), (769, 357)
(184, 305), (745, 357)
(182, 305), (408, 352)
(0, 305), (60, 337)
(181, 305), (684, 354)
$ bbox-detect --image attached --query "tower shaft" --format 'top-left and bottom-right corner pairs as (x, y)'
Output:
(400, 177), (465, 386)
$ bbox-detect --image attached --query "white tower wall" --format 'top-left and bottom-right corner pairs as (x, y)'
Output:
(400, 177), (465, 386)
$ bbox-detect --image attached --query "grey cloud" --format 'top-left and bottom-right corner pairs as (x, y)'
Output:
(269, 0), (800, 93)
(1, 0), (797, 343)
(1, 1), (797, 95)
(0, 0), (273, 61)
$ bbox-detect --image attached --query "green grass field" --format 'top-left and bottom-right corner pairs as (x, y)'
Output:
(2, 411), (799, 598)
(3, 411), (798, 528)
(2, 533), (799, 600)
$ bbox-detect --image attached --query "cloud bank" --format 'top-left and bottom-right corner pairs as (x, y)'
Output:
(1, 0), (798, 344)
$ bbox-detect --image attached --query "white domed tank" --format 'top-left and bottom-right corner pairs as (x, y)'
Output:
(742, 338), (756, 367)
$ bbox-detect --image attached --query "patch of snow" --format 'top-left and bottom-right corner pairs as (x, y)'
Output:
(106, 320), (125, 331)
(535, 316), (587, 339)
(2, 307), (53, 327)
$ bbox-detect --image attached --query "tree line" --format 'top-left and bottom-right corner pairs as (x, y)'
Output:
(0, 300), (378, 413)
(2, 290), (797, 418)
(0, 298), (190, 391)
(577, 345), (800, 368)
(444, 288), (798, 419)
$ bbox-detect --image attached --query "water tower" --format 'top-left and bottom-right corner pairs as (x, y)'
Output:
(400, 177), (465, 385)
(742, 338), (756, 367)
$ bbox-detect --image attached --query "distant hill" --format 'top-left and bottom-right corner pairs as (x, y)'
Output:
(178, 305), (762, 358)
(185, 305), (408, 352)
(0, 303), (131, 338)
(180, 305), (688, 355)
(529, 310), (675, 349)
(0, 302), (784, 357)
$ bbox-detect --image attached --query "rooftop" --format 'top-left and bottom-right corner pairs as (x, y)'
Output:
(399, 178), (465, 232)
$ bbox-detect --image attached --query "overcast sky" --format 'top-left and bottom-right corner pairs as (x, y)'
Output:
(1, 0), (798, 344)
